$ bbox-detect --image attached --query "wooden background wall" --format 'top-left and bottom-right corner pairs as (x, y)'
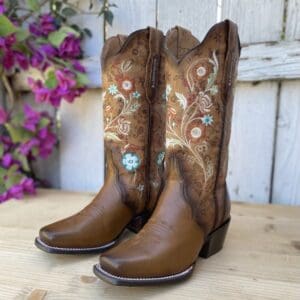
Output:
(13, 0), (300, 205)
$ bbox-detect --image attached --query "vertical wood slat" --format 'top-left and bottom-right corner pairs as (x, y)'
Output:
(272, 81), (300, 205)
(59, 90), (104, 192)
(285, 0), (300, 40)
(222, 0), (285, 44)
(157, 0), (218, 40)
(227, 82), (278, 204)
(106, 0), (157, 37)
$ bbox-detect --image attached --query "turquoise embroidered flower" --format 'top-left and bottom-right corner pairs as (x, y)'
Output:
(201, 114), (213, 126)
(108, 84), (118, 95)
(122, 152), (140, 172)
(156, 151), (165, 166)
(132, 91), (141, 99)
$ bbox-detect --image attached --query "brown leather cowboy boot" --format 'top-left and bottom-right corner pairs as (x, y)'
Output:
(94, 20), (240, 284)
(35, 27), (166, 254)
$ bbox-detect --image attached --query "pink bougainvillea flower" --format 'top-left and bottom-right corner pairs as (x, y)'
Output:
(0, 0), (6, 14)
(37, 127), (56, 158)
(40, 44), (57, 57)
(8, 184), (24, 199)
(29, 13), (57, 37)
(59, 34), (82, 59)
(30, 50), (44, 68)
(3, 51), (14, 70)
(15, 51), (29, 70)
(23, 104), (41, 132)
(19, 138), (39, 156)
(73, 60), (86, 73)
(0, 107), (8, 124)
(28, 78), (51, 104)
(1, 153), (14, 168)
(21, 177), (36, 195)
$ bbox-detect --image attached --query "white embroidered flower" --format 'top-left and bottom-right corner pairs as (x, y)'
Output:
(190, 127), (202, 139)
(107, 84), (118, 95)
(117, 118), (131, 135)
(137, 184), (144, 192)
(156, 151), (165, 165)
(196, 66), (206, 77)
(132, 91), (141, 99)
(166, 84), (172, 96)
(121, 152), (140, 172)
(201, 114), (213, 126)
(122, 80), (133, 91)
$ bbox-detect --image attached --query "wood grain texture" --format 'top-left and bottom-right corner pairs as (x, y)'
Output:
(285, 0), (300, 40)
(0, 189), (299, 299)
(106, 0), (156, 38)
(222, 0), (285, 44)
(59, 90), (104, 192)
(272, 81), (300, 205)
(157, 0), (218, 41)
(227, 82), (278, 204)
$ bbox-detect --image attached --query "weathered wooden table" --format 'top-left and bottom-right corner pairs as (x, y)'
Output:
(0, 189), (299, 299)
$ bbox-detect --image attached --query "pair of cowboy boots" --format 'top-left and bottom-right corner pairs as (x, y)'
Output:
(35, 20), (240, 285)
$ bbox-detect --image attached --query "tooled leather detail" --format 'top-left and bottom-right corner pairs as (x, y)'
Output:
(164, 21), (240, 234)
(102, 29), (165, 214)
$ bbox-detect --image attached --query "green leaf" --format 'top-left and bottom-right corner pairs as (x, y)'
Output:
(39, 117), (51, 128)
(5, 124), (33, 143)
(48, 26), (80, 47)
(83, 28), (92, 38)
(0, 183), (6, 194)
(14, 152), (30, 172)
(5, 172), (23, 189)
(26, 0), (39, 11)
(15, 28), (29, 42)
(75, 71), (89, 86)
(104, 10), (114, 26)
(53, 1), (62, 12)
(0, 15), (17, 36)
(45, 70), (58, 89)
(62, 7), (77, 17)
(0, 167), (6, 179)
(0, 144), (4, 158)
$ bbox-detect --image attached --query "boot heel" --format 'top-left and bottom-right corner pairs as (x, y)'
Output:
(127, 212), (149, 233)
(199, 218), (230, 258)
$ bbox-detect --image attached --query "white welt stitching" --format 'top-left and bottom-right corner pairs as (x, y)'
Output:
(36, 237), (116, 252)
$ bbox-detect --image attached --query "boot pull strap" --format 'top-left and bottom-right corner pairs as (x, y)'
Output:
(144, 28), (164, 102)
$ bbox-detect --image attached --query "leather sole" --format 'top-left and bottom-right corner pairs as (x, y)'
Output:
(93, 263), (194, 286)
(34, 237), (117, 254)
(93, 218), (230, 285)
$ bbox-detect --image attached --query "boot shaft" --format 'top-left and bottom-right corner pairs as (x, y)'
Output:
(101, 28), (165, 214)
(164, 20), (240, 232)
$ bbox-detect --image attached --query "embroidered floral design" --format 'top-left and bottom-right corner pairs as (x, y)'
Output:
(104, 59), (142, 143)
(156, 151), (165, 166)
(137, 184), (144, 192)
(121, 152), (140, 172)
(201, 114), (213, 126)
(190, 127), (202, 139)
(166, 50), (219, 182)
(108, 84), (118, 95)
(132, 91), (141, 99)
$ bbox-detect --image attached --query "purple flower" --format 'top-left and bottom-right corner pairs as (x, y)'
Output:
(29, 13), (57, 37)
(0, 0), (5, 14)
(3, 51), (14, 70)
(28, 78), (52, 104)
(56, 69), (76, 91)
(23, 104), (41, 132)
(73, 61), (86, 73)
(1, 153), (13, 168)
(38, 127), (56, 158)
(30, 50), (44, 68)
(19, 138), (39, 156)
(59, 34), (82, 59)
(0, 192), (9, 203)
(40, 44), (57, 57)
(8, 184), (24, 199)
(21, 178), (35, 195)
(0, 108), (8, 124)
(15, 51), (29, 70)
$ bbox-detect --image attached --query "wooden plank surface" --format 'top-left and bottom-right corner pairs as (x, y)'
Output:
(285, 0), (300, 40)
(59, 90), (104, 192)
(222, 0), (285, 44)
(227, 82), (278, 204)
(157, 0), (218, 41)
(0, 189), (299, 299)
(272, 81), (300, 205)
